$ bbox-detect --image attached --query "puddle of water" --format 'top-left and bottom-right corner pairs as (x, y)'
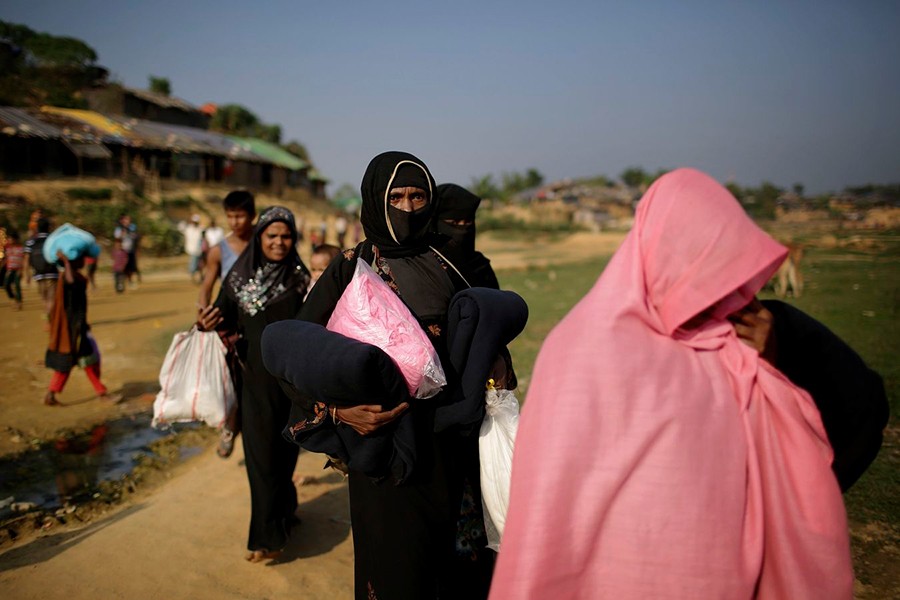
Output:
(0, 414), (204, 519)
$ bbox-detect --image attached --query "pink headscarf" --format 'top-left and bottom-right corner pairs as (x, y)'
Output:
(490, 169), (852, 599)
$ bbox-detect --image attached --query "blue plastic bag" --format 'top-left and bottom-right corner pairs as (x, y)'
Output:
(42, 223), (101, 264)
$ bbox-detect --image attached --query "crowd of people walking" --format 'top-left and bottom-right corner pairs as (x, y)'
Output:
(2, 154), (889, 600)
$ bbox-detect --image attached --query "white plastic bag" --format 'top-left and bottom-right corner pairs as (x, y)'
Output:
(479, 386), (520, 551)
(152, 327), (236, 429)
(326, 259), (446, 399)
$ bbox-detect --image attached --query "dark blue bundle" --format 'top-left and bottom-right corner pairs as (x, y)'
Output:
(261, 320), (416, 481)
(434, 287), (529, 432)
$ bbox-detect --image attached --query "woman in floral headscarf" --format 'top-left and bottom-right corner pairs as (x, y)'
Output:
(198, 205), (310, 563)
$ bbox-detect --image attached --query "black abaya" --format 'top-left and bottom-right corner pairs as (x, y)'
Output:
(299, 242), (494, 599)
(216, 287), (302, 552)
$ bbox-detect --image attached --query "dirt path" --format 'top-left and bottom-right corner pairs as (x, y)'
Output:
(0, 232), (624, 599)
(0, 444), (355, 600)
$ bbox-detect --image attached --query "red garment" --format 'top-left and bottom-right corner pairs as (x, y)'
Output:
(491, 169), (852, 599)
(49, 362), (106, 395)
(4, 244), (24, 270)
(111, 247), (129, 272)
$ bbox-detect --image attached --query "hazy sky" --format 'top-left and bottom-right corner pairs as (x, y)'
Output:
(4, 1), (899, 195)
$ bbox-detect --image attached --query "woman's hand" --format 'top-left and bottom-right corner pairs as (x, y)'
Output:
(335, 402), (410, 436)
(197, 305), (224, 332)
(728, 297), (777, 364)
(488, 354), (510, 389)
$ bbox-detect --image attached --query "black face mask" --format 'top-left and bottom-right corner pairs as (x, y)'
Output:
(436, 220), (476, 255)
(389, 205), (432, 245)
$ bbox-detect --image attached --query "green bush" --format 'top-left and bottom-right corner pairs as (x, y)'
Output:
(140, 218), (183, 256)
(160, 195), (195, 208)
(479, 213), (576, 234)
(65, 187), (113, 200)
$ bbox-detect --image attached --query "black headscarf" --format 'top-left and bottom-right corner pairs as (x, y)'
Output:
(434, 183), (481, 255)
(224, 205), (309, 316)
(360, 151), (438, 258)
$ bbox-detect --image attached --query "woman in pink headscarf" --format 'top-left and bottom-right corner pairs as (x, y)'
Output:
(489, 168), (853, 599)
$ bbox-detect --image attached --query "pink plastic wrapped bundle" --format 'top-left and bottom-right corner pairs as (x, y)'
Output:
(327, 260), (446, 399)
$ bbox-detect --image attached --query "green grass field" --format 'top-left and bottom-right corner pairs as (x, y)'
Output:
(496, 233), (899, 595)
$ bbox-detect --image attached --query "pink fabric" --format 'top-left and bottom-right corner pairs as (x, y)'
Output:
(490, 169), (852, 599)
(326, 259), (446, 399)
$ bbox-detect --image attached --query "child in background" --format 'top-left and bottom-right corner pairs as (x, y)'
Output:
(24, 217), (61, 318)
(44, 250), (121, 406)
(197, 190), (256, 459)
(305, 243), (340, 300)
(3, 230), (25, 310)
(111, 239), (128, 293)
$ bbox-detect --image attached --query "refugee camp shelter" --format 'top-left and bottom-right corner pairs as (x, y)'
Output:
(0, 104), (322, 197)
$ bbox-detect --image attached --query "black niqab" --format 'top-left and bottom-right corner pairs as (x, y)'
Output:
(359, 151), (438, 258)
(434, 183), (481, 255)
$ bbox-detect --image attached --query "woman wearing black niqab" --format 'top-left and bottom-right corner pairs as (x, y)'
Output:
(297, 151), (495, 599)
(434, 183), (500, 289)
(199, 205), (310, 562)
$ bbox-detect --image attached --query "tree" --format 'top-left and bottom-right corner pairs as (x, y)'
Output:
(209, 104), (282, 143)
(332, 183), (357, 201)
(210, 104), (260, 135)
(524, 168), (544, 188)
(725, 182), (744, 201)
(650, 168), (670, 184)
(0, 20), (102, 107)
(792, 183), (805, 197)
(470, 175), (501, 200)
(740, 181), (782, 220)
(256, 123), (281, 144)
(27, 34), (97, 66)
(0, 21), (37, 46)
(149, 76), (171, 96)
(501, 171), (526, 194)
(620, 167), (648, 188)
(283, 140), (310, 162)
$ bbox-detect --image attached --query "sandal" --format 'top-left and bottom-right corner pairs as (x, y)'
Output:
(43, 392), (60, 406)
(217, 428), (235, 458)
(245, 549), (282, 563)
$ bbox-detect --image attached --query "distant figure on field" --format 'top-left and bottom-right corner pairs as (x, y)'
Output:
(111, 239), (129, 293)
(204, 219), (225, 249)
(23, 217), (60, 318)
(334, 214), (348, 248)
(2, 230), (24, 310)
(114, 214), (140, 287)
(775, 243), (804, 298)
(44, 249), (121, 406)
(181, 214), (205, 283)
(27, 208), (43, 238)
